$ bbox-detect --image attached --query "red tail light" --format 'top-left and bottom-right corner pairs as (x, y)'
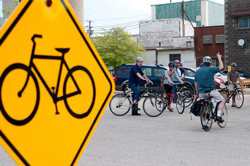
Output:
(200, 102), (204, 105)
(113, 76), (117, 81)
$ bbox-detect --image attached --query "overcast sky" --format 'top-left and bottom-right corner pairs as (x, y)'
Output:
(84, 0), (224, 35)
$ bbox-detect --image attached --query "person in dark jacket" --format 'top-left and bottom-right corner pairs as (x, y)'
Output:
(128, 57), (153, 115)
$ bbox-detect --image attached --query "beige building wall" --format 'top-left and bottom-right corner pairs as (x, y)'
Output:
(69, 0), (84, 26)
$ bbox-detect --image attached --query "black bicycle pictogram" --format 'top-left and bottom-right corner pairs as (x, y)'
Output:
(0, 34), (96, 126)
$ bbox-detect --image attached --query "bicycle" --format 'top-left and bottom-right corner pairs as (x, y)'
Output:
(200, 90), (228, 131)
(155, 83), (194, 114)
(0, 34), (95, 126)
(220, 83), (244, 109)
(109, 82), (164, 117)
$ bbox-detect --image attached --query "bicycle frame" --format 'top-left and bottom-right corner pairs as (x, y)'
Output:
(19, 34), (81, 104)
(227, 85), (240, 101)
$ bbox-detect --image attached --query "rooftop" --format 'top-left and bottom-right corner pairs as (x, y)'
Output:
(151, 0), (224, 7)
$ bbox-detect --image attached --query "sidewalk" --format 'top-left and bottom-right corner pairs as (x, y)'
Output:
(243, 87), (250, 95)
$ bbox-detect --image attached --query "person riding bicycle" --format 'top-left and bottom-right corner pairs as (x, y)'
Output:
(162, 62), (183, 112)
(227, 62), (243, 107)
(172, 60), (182, 103)
(179, 62), (185, 80)
(128, 57), (153, 116)
(195, 53), (225, 130)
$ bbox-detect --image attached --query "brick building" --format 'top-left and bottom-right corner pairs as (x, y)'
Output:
(225, 0), (250, 73)
(194, 26), (224, 67)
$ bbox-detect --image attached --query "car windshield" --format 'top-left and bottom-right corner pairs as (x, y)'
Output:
(238, 70), (250, 77)
(219, 71), (228, 76)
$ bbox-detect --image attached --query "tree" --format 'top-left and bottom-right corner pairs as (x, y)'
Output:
(92, 28), (145, 69)
(2, 0), (19, 18)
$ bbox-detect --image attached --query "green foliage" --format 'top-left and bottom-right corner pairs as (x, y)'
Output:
(2, 0), (19, 18)
(92, 28), (145, 69)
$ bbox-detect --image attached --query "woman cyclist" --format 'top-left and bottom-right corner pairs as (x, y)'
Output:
(163, 62), (184, 112)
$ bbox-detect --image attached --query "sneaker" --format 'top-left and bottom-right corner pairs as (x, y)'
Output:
(132, 104), (140, 111)
(231, 105), (237, 107)
(216, 117), (224, 123)
(203, 125), (209, 130)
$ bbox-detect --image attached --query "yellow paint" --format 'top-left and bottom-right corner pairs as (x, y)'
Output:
(0, 0), (115, 165)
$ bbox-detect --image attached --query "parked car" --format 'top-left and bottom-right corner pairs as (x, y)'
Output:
(113, 64), (194, 92)
(184, 67), (224, 89)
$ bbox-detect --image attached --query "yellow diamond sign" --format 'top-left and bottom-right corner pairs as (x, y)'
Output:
(0, 0), (114, 165)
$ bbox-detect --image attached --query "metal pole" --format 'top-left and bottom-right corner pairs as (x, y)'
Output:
(182, 0), (185, 36)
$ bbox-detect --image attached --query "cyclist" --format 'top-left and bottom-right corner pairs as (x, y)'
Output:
(163, 62), (183, 112)
(179, 62), (185, 80)
(227, 62), (243, 107)
(195, 53), (225, 130)
(200, 63), (203, 68)
(128, 57), (153, 116)
(173, 60), (182, 103)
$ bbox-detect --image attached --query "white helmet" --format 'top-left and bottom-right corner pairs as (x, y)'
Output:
(203, 56), (212, 64)
(136, 57), (143, 62)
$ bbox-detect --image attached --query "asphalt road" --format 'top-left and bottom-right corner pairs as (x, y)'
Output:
(1, 95), (250, 166)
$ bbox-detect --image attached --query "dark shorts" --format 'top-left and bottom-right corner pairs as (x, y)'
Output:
(164, 84), (172, 94)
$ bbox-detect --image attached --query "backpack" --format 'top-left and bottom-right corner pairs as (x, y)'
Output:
(190, 99), (204, 116)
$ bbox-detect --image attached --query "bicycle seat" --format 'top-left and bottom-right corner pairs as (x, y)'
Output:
(55, 48), (70, 54)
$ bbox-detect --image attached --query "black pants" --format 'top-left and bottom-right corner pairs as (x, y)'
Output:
(164, 84), (172, 94)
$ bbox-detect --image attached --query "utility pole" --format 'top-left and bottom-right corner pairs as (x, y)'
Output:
(182, 0), (185, 37)
(85, 20), (93, 37)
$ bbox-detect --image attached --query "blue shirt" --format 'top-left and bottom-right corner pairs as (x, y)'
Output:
(180, 68), (185, 75)
(195, 66), (219, 94)
(129, 64), (144, 85)
(173, 67), (181, 82)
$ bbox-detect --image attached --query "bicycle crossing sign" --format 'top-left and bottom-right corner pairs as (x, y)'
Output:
(0, 0), (114, 165)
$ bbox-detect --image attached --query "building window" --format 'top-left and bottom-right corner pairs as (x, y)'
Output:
(238, 17), (250, 28)
(169, 54), (181, 62)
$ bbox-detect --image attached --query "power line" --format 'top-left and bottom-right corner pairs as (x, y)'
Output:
(92, 14), (151, 21)
(93, 17), (151, 28)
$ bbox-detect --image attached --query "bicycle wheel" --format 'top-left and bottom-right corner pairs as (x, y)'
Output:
(176, 97), (185, 114)
(200, 103), (213, 131)
(109, 93), (131, 116)
(180, 88), (194, 107)
(0, 63), (40, 126)
(234, 90), (244, 109)
(155, 88), (167, 111)
(63, 66), (95, 119)
(218, 105), (228, 128)
(143, 94), (164, 117)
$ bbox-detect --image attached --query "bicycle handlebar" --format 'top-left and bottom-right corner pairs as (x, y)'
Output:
(144, 82), (151, 87)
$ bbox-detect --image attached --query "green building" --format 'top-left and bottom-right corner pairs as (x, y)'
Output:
(151, 0), (224, 27)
